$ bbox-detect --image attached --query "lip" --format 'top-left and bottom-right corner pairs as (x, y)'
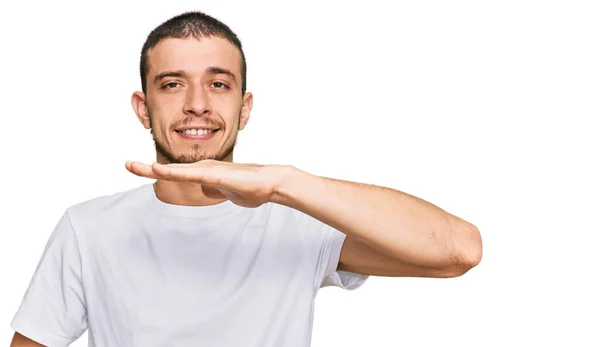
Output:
(176, 126), (219, 131)
(176, 129), (219, 141)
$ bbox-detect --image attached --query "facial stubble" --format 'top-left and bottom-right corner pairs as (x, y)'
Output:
(148, 110), (240, 164)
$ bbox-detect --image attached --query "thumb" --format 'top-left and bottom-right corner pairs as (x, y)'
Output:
(201, 185), (226, 200)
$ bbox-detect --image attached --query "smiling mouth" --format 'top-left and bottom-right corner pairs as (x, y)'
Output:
(175, 129), (219, 135)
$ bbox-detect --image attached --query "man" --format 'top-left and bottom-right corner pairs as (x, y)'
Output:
(10, 11), (482, 347)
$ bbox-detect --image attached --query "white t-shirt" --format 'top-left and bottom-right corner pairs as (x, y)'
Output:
(11, 183), (368, 347)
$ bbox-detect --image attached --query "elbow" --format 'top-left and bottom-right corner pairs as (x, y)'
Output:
(463, 223), (483, 269)
(445, 223), (483, 278)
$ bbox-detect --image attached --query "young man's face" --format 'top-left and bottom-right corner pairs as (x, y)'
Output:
(132, 36), (252, 163)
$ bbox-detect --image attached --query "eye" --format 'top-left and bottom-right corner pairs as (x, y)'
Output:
(212, 82), (229, 89)
(162, 82), (181, 89)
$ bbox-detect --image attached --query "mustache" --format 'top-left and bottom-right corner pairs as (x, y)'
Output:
(170, 116), (222, 131)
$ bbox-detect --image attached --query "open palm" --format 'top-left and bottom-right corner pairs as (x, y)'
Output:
(125, 160), (283, 208)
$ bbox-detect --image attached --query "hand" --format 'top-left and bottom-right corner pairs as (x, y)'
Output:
(125, 160), (287, 208)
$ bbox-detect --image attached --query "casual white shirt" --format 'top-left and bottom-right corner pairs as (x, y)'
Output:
(11, 183), (368, 346)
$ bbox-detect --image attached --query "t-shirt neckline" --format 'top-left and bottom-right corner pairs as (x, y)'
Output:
(142, 183), (239, 218)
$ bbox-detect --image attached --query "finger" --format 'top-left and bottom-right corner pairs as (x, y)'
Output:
(126, 161), (159, 179)
(151, 162), (221, 184)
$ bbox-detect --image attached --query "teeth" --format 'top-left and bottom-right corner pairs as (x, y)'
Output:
(183, 129), (213, 135)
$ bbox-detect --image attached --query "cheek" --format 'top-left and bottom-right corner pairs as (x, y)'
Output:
(149, 101), (180, 133)
(213, 99), (242, 124)
(150, 92), (182, 113)
(147, 114), (172, 141)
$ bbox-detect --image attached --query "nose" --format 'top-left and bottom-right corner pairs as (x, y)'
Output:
(183, 85), (211, 117)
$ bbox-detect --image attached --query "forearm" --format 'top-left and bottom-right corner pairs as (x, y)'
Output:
(270, 165), (482, 270)
(10, 333), (46, 347)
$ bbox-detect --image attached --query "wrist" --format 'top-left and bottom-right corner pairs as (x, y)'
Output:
(267, 164), (304, 206)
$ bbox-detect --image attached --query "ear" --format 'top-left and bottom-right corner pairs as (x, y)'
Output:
(238, 92), (253, 130)
(131, 91), (151, 129)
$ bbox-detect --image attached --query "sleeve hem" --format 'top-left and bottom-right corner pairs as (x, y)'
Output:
(320, 229), (369, 290)
(11, 314), (71, 347)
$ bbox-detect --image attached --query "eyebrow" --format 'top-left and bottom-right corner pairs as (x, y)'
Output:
(153, 70), (185, 84)
(153, 67), (237, 84)
(206, 66), (236, 82)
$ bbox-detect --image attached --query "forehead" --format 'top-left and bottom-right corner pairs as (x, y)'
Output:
(147, 36), (241, 79)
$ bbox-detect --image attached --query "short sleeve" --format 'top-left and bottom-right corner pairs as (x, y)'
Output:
(318, 227), (369, 290)
(291, 208), (369, 292)
(11, 210), (88, 347)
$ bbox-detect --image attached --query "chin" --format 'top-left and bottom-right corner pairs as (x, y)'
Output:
(162, 150), (231, 164)
(154, 139), (235, 164)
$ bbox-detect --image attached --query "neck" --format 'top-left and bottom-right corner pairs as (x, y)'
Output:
(152, 151), (234, 207)
(153, 180), (227, 207)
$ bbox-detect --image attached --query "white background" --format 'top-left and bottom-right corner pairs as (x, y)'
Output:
(1, 1), (598, 346)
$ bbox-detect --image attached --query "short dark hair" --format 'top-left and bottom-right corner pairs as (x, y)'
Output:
(139, 11), (247, 95)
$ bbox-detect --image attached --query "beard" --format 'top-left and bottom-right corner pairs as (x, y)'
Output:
(149, 110), (239, 164)
(153, 133), (237, 164)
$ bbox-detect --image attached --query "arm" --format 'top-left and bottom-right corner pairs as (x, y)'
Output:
(126, 160), (482, 278)
(270, 166), (483, 278)
(10, 333), (45, 347)
(9, 211), (88, 347)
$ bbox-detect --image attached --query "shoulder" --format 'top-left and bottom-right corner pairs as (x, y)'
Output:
(265, 203), (339, 246)
(65, 184), (150, 230)
(261, 202), (313, 229)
